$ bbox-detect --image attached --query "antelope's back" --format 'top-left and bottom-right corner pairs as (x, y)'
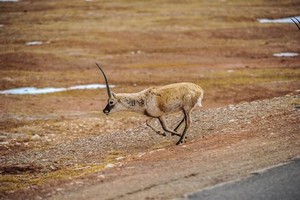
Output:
(153, 82), (203, 113)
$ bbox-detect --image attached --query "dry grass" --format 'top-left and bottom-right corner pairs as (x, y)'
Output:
(0, 0), (300, 196)
(0, 164), (104, 193)
(0, 150), (126, 194)
(198, 68), (300, 89)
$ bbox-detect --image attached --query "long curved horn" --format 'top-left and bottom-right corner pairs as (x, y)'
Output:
(96, 63), (111, 98)
(290, 17), (300, 30)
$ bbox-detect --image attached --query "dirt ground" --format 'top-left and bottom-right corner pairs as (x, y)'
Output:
(0, 0), (300, 199)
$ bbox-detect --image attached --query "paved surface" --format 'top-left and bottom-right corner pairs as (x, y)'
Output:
(187, 159), (300, 200)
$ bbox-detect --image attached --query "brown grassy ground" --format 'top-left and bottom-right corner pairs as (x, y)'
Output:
(0, 0), (300, 198)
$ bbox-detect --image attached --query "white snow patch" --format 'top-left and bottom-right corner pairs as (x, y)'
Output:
(0, 84), (115, 95)
(0, 0), (19, 2)
(68, 84), (107, 90)
(25, 41), (43, 46)
(273, 52), (298, 57)
(257, 16), (300, 24)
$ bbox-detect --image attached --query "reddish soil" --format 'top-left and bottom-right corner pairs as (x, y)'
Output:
(0, 0), (300, 199)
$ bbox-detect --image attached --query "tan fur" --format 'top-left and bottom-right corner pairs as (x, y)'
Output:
(104, 82), (204, 145)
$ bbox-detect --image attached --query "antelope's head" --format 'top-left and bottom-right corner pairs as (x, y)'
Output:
(96, 63), (118, 115)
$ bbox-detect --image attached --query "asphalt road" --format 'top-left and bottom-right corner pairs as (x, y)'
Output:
(187, 158), (300, 200)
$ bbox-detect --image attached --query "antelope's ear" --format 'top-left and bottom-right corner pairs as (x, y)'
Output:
(111, 92), (117, 98)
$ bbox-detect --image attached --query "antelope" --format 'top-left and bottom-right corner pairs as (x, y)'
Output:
(96, 63), (204, 145)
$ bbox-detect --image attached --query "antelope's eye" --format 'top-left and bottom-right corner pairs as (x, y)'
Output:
(109, 101), (114, 105)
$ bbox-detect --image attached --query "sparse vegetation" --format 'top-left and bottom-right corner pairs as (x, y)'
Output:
(0, 0), (299, 198)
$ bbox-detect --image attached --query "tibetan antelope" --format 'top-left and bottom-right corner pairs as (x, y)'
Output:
(96, 63), (204, 145)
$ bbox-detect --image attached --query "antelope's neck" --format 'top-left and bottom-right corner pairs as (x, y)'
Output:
(120, 93), (147, 112)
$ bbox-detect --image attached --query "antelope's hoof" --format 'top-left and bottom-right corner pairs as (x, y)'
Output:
(176, 140), (183, 145)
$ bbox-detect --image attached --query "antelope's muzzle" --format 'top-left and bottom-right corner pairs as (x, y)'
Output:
(103, 104), (114, 115)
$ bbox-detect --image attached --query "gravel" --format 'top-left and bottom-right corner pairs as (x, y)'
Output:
(1, 94), (299, 174)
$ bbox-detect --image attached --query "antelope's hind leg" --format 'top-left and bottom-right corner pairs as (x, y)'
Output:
(176, 110), (191, 145)
(146, 118), (166, 136)
(158, 116), (181, 137)
(174, 112), (185, 132)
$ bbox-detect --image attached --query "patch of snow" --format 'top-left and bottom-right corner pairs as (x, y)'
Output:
(0, 87), (66, 95)
(0, 84), (115, 95)
(0, 0), (19, 2)
(273, 52), (298, 57)
(25, 41), (43, 46)
(68, 84), (108, 90)
(257, 16), (300, 24)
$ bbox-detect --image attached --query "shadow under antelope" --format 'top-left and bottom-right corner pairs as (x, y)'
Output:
(96, 63), (204, 145)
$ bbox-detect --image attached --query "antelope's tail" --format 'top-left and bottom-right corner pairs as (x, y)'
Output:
(197, 89), (204, 107)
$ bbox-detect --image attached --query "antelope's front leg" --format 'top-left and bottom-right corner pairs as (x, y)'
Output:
(146, 118), (166, 136)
